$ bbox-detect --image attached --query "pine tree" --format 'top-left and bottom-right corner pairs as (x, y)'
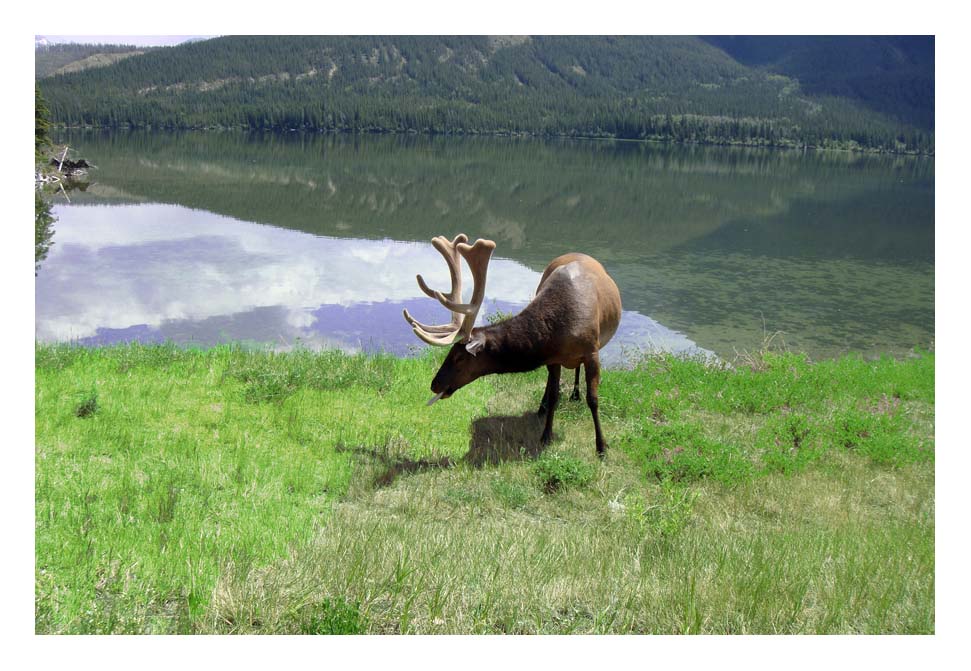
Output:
(35, 85), (52, 161)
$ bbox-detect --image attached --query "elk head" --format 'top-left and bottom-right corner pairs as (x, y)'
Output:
(403, 234), (496, 405)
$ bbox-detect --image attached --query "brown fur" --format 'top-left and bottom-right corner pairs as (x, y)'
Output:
(430, 253), (622, 456)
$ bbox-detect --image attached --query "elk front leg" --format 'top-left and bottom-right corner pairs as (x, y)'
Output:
(584, 353), (607, 458)
(540, 364), (561, 445)
(538, 363), (559, 416)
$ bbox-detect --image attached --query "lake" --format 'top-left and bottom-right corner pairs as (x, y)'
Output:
(36, 130), (934, 362)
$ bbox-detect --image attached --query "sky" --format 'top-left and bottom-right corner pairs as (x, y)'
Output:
(35, 35), (216, 47)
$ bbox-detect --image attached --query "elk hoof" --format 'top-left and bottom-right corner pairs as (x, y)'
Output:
(540, 431), (553, 446)
(569, 390), (581, 402)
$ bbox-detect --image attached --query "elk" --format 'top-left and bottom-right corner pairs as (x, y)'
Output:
(403, 234), (622, 457)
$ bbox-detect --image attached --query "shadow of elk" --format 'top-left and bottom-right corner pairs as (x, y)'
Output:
(337, 411), (551, 488)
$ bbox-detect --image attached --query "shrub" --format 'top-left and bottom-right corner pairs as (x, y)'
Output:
(829, 406), (932, 466)
(628, 421), (753, 485)
(757, 412), (822, 474)
(716, 351), (815, 414)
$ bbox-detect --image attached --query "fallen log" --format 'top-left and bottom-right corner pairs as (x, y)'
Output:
(47, 146), (96, 178)
(48, 158), (92, 173)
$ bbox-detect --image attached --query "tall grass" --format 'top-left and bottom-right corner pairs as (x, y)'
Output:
(35, 343), (934, 633)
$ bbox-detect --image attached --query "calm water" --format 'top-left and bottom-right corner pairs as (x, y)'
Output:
(36, 130), (934, 362)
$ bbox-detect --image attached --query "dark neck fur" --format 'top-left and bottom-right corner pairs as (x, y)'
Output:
(477, 311), (552, 374)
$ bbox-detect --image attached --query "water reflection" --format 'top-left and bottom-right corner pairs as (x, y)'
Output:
(35, 203), (708, 364)
(34, 191), (56, 274)
(41, 130), (935, 359)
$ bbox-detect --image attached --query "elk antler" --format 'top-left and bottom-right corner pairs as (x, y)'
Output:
(403, 234), (496, 346)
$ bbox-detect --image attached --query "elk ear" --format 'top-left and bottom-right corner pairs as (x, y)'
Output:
(464, 335), (486, 357)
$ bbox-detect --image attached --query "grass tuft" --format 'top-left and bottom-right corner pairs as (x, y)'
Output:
(533, 452), (598, 493)
(294, 599), (367, 635)
(624, 478), (698, 540)
(74, 388), (99, 418)
(491, 477), (534, 509)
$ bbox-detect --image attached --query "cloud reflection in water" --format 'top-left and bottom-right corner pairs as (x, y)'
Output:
(36, 203), (711, 364)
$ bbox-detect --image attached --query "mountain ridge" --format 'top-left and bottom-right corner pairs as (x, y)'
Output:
(36, 35), (934, 153)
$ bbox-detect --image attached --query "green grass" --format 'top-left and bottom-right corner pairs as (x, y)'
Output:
(35, 343), (934, 633)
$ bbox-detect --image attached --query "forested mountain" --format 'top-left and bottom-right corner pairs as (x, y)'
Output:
(702, 36), (934, 131)
(36, 36), (934, 153)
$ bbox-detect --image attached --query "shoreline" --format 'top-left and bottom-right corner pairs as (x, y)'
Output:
(50, 124), (936, 158)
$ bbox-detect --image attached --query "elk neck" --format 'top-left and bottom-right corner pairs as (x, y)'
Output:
(475, 309), (554, 375)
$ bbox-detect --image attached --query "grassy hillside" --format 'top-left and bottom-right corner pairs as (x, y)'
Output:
(37, 36), (933, 152)
(35, 43), (153, 79)
(36, 343), (934, 633)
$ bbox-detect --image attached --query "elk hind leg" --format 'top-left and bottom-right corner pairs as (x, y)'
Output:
(570, 365), (582, 401)
(584, 354), (608, 458)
